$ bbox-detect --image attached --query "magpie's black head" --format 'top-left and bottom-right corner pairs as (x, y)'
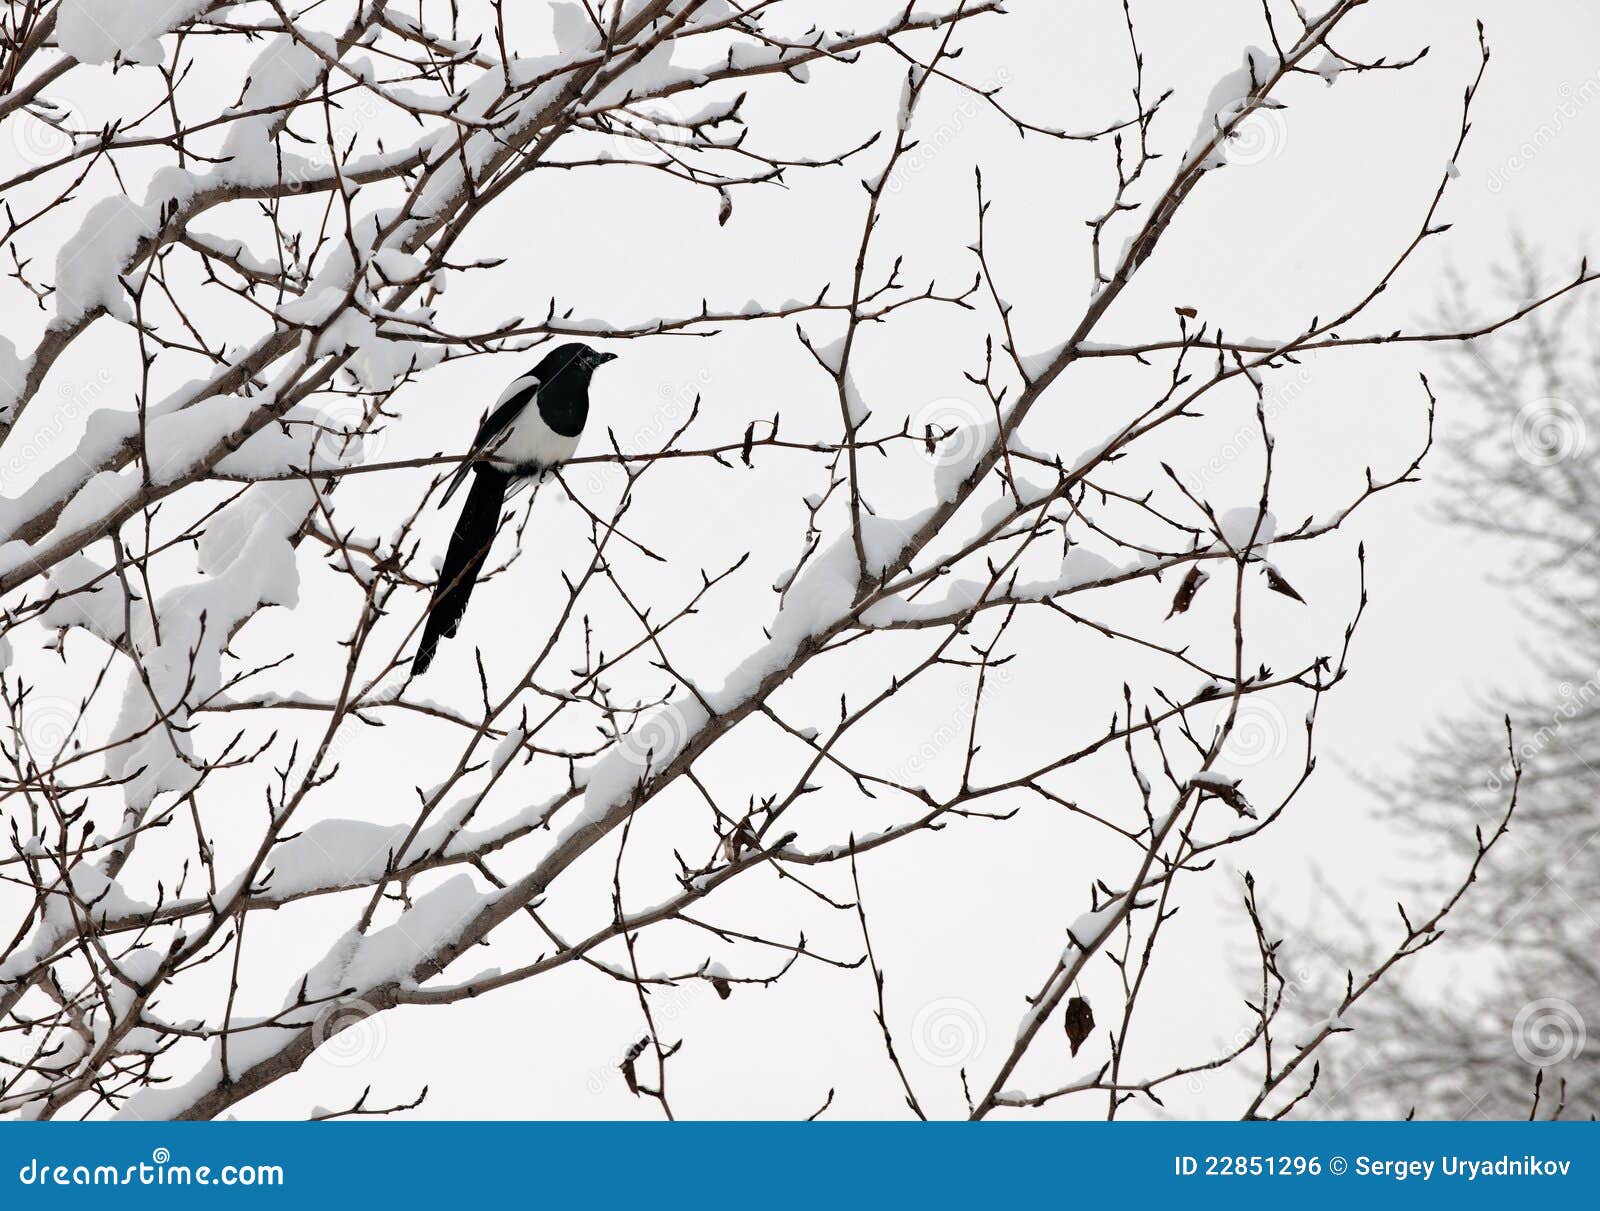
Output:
(532, 342), (617, 388)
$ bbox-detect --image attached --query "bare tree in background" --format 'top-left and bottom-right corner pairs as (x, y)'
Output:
(1314, 250), (1599, 1121)
(0, 1), (1587, 1120)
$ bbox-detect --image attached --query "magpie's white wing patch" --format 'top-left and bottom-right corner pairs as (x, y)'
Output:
(491, 373), (539, 410)
(441, 374), (543, 505)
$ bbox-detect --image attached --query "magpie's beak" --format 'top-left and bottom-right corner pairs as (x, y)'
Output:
(595, 351), (617, 365)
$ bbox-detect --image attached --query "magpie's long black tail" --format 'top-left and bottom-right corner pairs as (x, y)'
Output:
(411, 465), (510, 675)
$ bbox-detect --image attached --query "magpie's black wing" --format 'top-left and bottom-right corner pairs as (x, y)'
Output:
(439, 373), (539, 506)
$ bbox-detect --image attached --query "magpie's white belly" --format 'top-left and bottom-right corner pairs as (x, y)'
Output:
(497, 406), (579, 469)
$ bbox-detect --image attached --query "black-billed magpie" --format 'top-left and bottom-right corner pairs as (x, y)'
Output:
(410, 342), (616, 675)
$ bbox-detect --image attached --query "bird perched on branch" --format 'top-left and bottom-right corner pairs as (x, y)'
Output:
(410, 343), (616, 675)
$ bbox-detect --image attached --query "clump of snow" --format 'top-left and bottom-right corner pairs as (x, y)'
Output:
(935, 419), (998, 501)
(1065, 895), (1128, 951)
(120, 873), (486, 1122)
(54, 197), (159, 324)
(0, 335), (25, 421)
(863, 544), (1125, 627)
(307, 874), (483, 994)
(1010, 546), (1125, 604)
(1186, 46), (1279, 168)
(40, 470), (315, 814)
(186, 230), (283, 278)
(52, 468), (134, 536)
(277, 287), (347, 327)
(1217, 506), (1277, 551)
(39, 553), (128, 641)
(578, 699), (712, 829)
(371, 248), (425, 283)
(0, 857), (149, 988)
(1188, 769), (1256, 819)
(1060, 546), (1118, 583)
(56, 0), (210, 66)
(896, 72), (916, 133)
